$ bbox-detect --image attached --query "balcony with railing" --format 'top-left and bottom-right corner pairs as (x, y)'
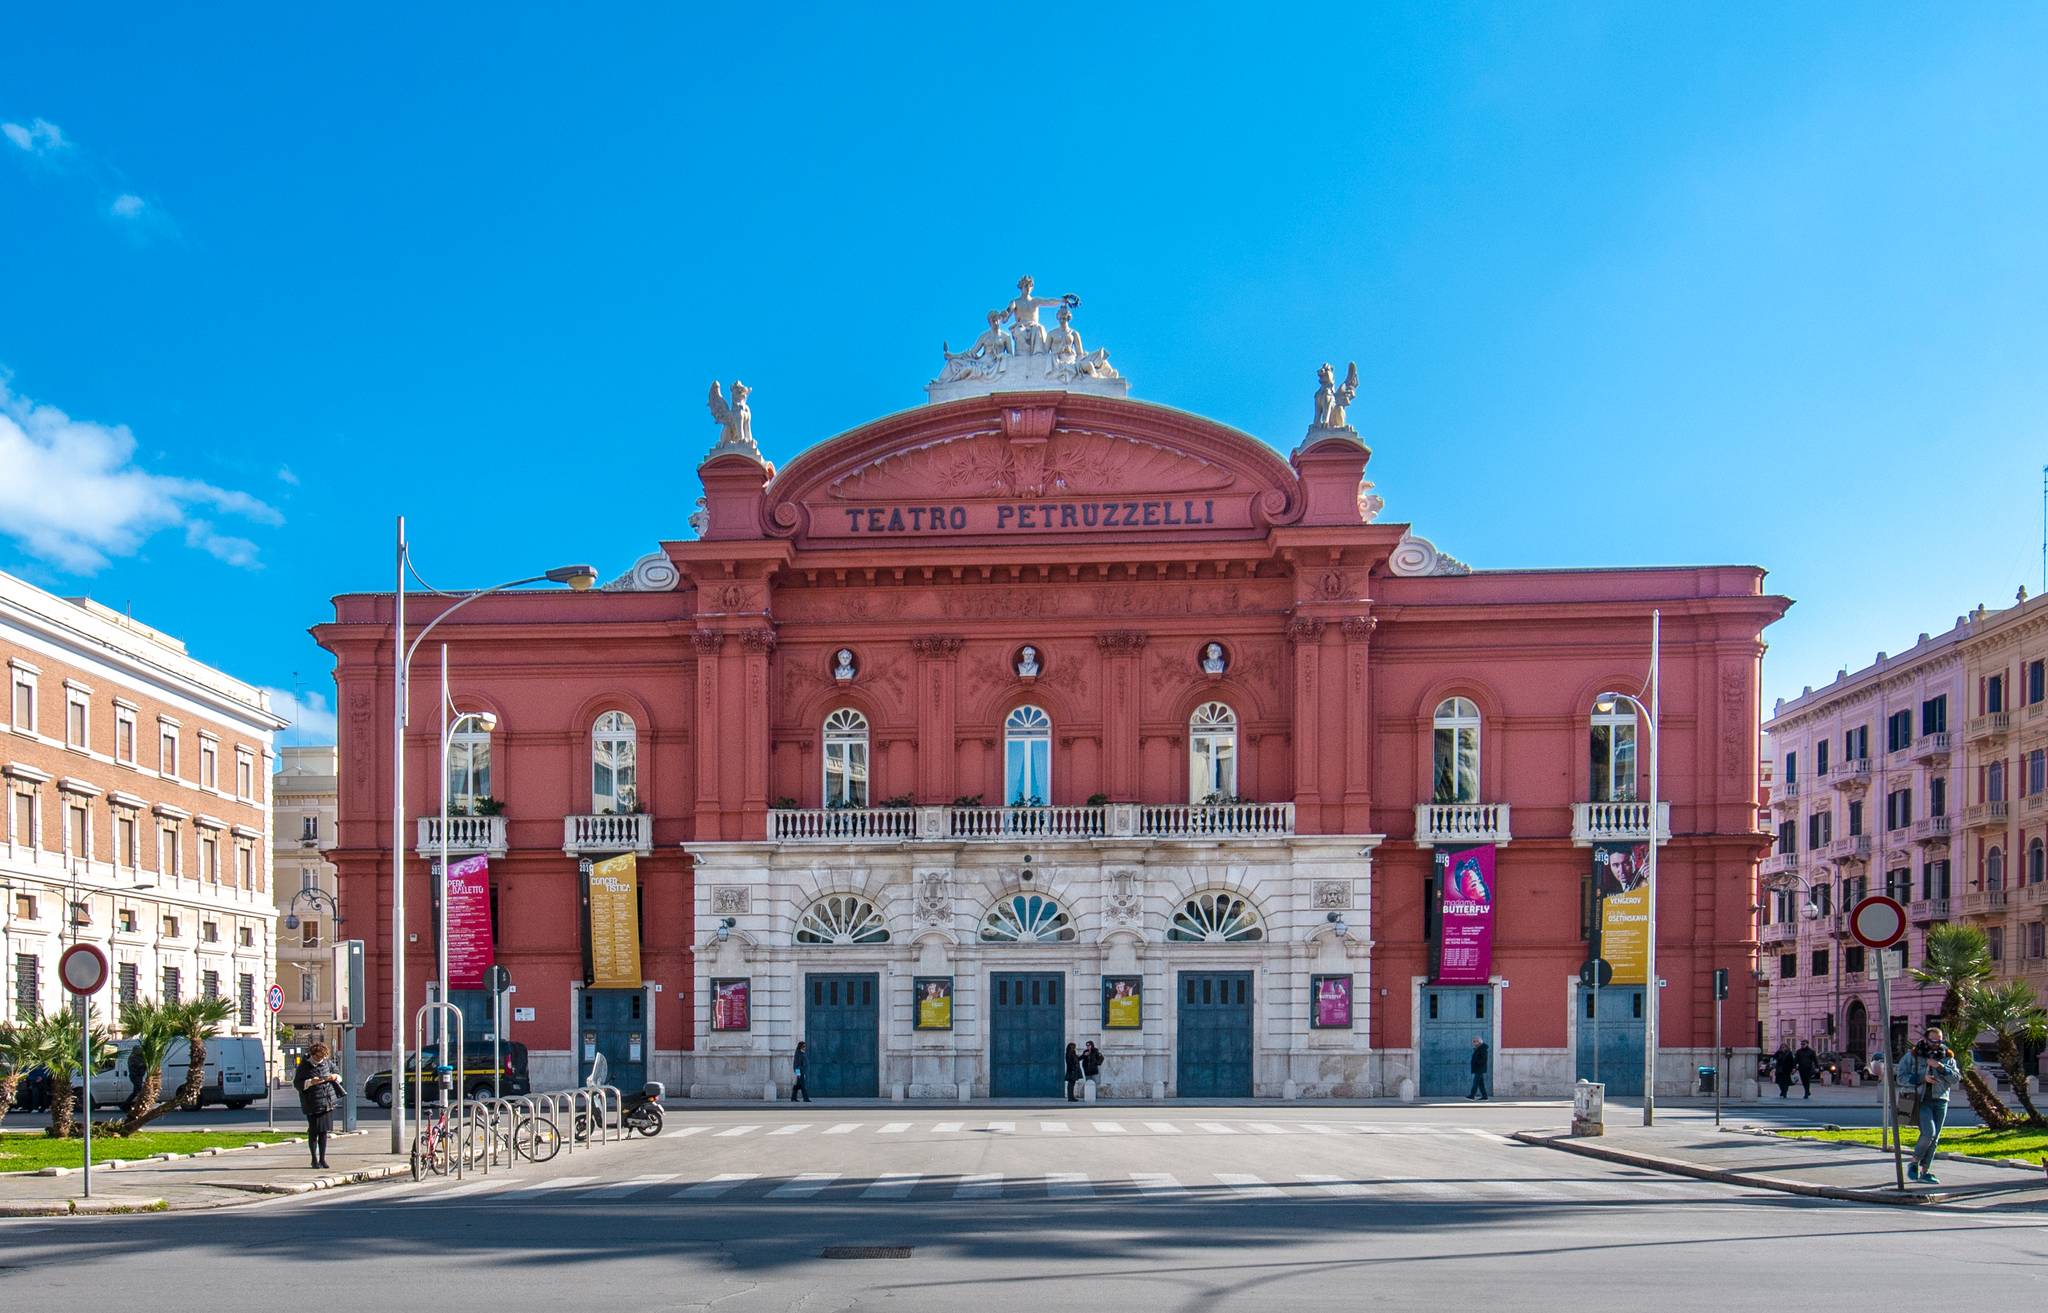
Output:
(1760, 851), (1799, 877)
(1828, 757), (1873, 790)
(562, 812), (654, 857)
(1963, 800), (2011, 830)
(1773, 779), (1802, 805)
(1822, 833), (1873, 863)
(1910, 815), (1951, 843)
(1910, 896), (1950, 922)
(766, 801), (1299, 844)
(415, 814), (508, 859)
(2023, 791), (2048, 821)
(1959, 888), (2010, 917)
(1907, 731), (1950, 763)
(1761, 921), (1797, 946)
(1965, 712), (2013, 743)
(1413, 803), (1512, 848)
(1569, 800), (1672, 846)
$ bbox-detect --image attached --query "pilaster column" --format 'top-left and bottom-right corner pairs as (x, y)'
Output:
(910, 636), (964, 802)
(737, 627), (777, 827)
(1287, 615), (1327, 824)
(1340, 615), (1377, 832)
(691, 629), (725, 837)
(1096, 630), (1148, 801)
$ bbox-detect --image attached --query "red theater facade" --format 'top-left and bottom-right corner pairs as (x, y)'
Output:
(317, 299), (1786, 1099)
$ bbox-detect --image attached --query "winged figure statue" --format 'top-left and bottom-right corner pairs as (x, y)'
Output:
(707, 380), (755, 453)
(1312, 362), (1360, 431)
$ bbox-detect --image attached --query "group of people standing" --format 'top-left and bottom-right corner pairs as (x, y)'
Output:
(1063, 1042), (1104, 1100)
(1770, 1040), (1824, 1098)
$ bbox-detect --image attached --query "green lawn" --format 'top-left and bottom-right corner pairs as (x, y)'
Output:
(1777, 1126), (2048, 1162)
(0, 1130), (298, 1172)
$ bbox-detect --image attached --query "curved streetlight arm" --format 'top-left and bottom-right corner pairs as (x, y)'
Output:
(401, 576), (547, 724)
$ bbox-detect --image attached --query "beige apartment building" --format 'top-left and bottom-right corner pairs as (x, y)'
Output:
(2, 569), (285, 1067)
(1956, 590), (2048, 1002)
(273, 745), (341, 1039)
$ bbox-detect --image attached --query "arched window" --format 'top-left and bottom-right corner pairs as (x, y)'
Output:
(822, 709), (869, 808)
(1589, 700), (1638, 803)
(1432, 697), (1481, 804)
(1987, 760), (2006, 801)
(591, 711), (637, 814)
(1986, 846), (2005, 891)
(979, 892), (1074, 943)
(448, 721), (492, 814)
(795, 894), (889, 945)
(1188, 702), (1238, 802)
(1167, 891), (1264, 943)
(1004, 705), (1052, 806)
(2029, 838), (2044, 885)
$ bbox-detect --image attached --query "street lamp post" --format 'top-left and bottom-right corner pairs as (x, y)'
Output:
(1595, 609), (1661, 1125)
(386, 515), (596, 1153)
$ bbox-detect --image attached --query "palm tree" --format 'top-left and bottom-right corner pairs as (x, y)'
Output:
(1959, 981), (2048, 1127)
(33, 1006), (117, 1139)
(152, 998), (235, 1124)
(1909, 922), (2013, 1128)
(0, 1017), (40, 1130)
(113, 1000), (185, 1134)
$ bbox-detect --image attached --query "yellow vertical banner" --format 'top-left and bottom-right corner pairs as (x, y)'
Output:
(587, 854), (642, 988)
(1593, 841), (1650, 985)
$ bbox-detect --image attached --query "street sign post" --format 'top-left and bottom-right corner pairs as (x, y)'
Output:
(1850, 895), (1909, 1190)
(266, 982), (284, 1131)
(1578, 957), (1612, 1086)
(58, 944), (109, 1199)
(1712, 967), (1730, 1126)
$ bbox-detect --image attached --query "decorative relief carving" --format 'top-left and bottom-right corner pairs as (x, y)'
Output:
(1318, 569), (1347, 599)
(710, 887), (750, 916)
(1721, 667), (1747, 783)
(913, 871), (953, 929)
(1387, 534), (1472, 577)
(1340, 615), (1377, 640)
(739, 627), (778, 653)
(1104, 870), (1143, 926)
(830, 431), (1233, 502)
(1095, 630), (1149, 654)
(1314, 881), (1351, 910)
(691, 630), (726, 653)
(941, 589), (1061, 620)
(910, 635), (965, 657)
(601, 550), (682, 592)
(1286, 616), (1326, 644)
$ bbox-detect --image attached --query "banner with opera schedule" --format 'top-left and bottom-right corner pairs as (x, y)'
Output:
(584, 853), (642, 989)
(1595, 842), (1650, 985)
(1434, 845), (1496, 985)
(445, 855), (495, 990)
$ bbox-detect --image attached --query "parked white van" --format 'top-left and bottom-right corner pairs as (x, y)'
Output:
(78, 1036), (269, 1110)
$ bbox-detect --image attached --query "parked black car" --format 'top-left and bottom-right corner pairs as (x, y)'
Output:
(364, 1042), (530, 1108)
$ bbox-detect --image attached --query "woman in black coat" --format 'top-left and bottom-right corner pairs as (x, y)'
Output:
(1064, 1042), (1084, 1102)
(1771, 1043), (1797, 1100)
(293, 1041), (345, 1169)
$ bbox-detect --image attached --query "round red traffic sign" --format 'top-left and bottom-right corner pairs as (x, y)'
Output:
(58, 943), (109, 996)
(1849, 895), (1907, 950)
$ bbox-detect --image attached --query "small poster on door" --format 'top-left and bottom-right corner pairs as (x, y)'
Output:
(1312, 974), (1353, 1029)
(1102, 975), (1142, 1029)
(914, 976), (953, 1030)
(711, 978), (750, 1031)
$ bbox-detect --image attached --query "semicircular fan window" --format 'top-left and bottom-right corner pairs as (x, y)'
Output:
(1167, 891), (1263, 943)
(795, 894), (890, 945)
(978, 893), (1075, 944)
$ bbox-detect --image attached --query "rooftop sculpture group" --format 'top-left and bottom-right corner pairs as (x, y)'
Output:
(928, 276), (1128, 401)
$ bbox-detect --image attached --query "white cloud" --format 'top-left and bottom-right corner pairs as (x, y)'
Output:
(263, 687), (337, 743)
(2, 117), (67, 156)
(109, 192), (144, 218)
(0, 375), (282, 573)
(276, 465), (300, 486)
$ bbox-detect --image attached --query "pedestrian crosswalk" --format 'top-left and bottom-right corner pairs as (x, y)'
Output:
(534, 1116), (1538, 1142)
(375, 1167), (1728, 1209)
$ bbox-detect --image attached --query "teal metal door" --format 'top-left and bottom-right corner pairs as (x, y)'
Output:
(1177, 971), (1254, 1097)
(988, 972), (1064, 1097)
(804, 973), (879, 1098)
(579, 988), (646, 1090)
(1574, 985), (1644, 1096)
(1420, 986), (1490, 1097)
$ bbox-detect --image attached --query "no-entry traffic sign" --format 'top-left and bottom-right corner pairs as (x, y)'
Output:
(1849, 895), (1907, 950)
(59, 943), (109, 996)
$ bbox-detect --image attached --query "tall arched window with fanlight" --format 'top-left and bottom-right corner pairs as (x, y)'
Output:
(1004, 705), (1052, 806)
(1432, 697), (1481, 803)
(2028, 837), (2044, 886)
(448, 720), (492, 814)
(823, 708), (869, 808)
(1590, 700), (1638, 802)
(591, 711), (637, 814)
(1189, 702), (1238, 802)
(1986, 845), (2006, 891)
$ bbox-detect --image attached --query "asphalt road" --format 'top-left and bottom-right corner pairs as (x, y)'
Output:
(1, 1103), (2037, 1311)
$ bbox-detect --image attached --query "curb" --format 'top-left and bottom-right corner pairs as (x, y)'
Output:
(1749, 1126), (2048, 1176)
(218, 1162), (413, 1196)
(1509, 1130), (1950, 1206)
(0, 1197), (167, 1217)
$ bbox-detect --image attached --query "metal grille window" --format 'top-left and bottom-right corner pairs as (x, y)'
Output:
(118, 962), (139, 1007)
(162, 965), (181, 1003)
(238, 974), (255, 1026)
(202, 970), (221, 1001)
(13, 953), (38, 1016)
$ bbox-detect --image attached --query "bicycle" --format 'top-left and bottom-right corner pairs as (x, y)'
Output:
(410, 1103), (453, 1180)
(480, 1103), (562, 1164)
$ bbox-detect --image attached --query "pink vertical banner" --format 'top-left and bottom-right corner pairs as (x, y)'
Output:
(1435, 845), (1496, 984)
(445, 855), (495, 990)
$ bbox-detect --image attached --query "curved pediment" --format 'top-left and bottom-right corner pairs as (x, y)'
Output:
(761, 393), (1305, 548)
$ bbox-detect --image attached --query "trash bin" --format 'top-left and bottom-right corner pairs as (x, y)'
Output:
(1696, 1065), (1717, 1094)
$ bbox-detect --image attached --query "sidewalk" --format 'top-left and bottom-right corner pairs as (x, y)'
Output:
(0, 1131), (409, 1215)
(1513, 1122), (2048, 1211)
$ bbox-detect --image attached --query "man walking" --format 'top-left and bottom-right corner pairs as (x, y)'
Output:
(1794, 1039), (1819, 1098)
(791, 1040), (813, 1102)
(1895, 1027), (1961, 1184)
(1772, 1042), (1796, 1098)
(1467, 1036), (1491, 1100)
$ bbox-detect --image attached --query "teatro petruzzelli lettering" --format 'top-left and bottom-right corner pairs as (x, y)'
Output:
(840, 498), (1221, 535)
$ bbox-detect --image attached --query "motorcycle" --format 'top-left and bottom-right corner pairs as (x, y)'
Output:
(574, 1053), (665, 1138)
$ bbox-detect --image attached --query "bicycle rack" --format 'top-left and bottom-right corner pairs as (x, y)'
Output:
(598, 1085), (624, 1143)
(412, 1002), (466, 1180)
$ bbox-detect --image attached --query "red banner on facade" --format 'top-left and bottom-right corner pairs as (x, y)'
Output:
(1435, 844), (1496, 985)
(445, 855), (495, 990)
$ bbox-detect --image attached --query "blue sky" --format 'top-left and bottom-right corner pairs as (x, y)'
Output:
(3, 5), (2044, 742)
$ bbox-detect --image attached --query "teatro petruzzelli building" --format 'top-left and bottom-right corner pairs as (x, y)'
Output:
(318, 282), (1785, 1101)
